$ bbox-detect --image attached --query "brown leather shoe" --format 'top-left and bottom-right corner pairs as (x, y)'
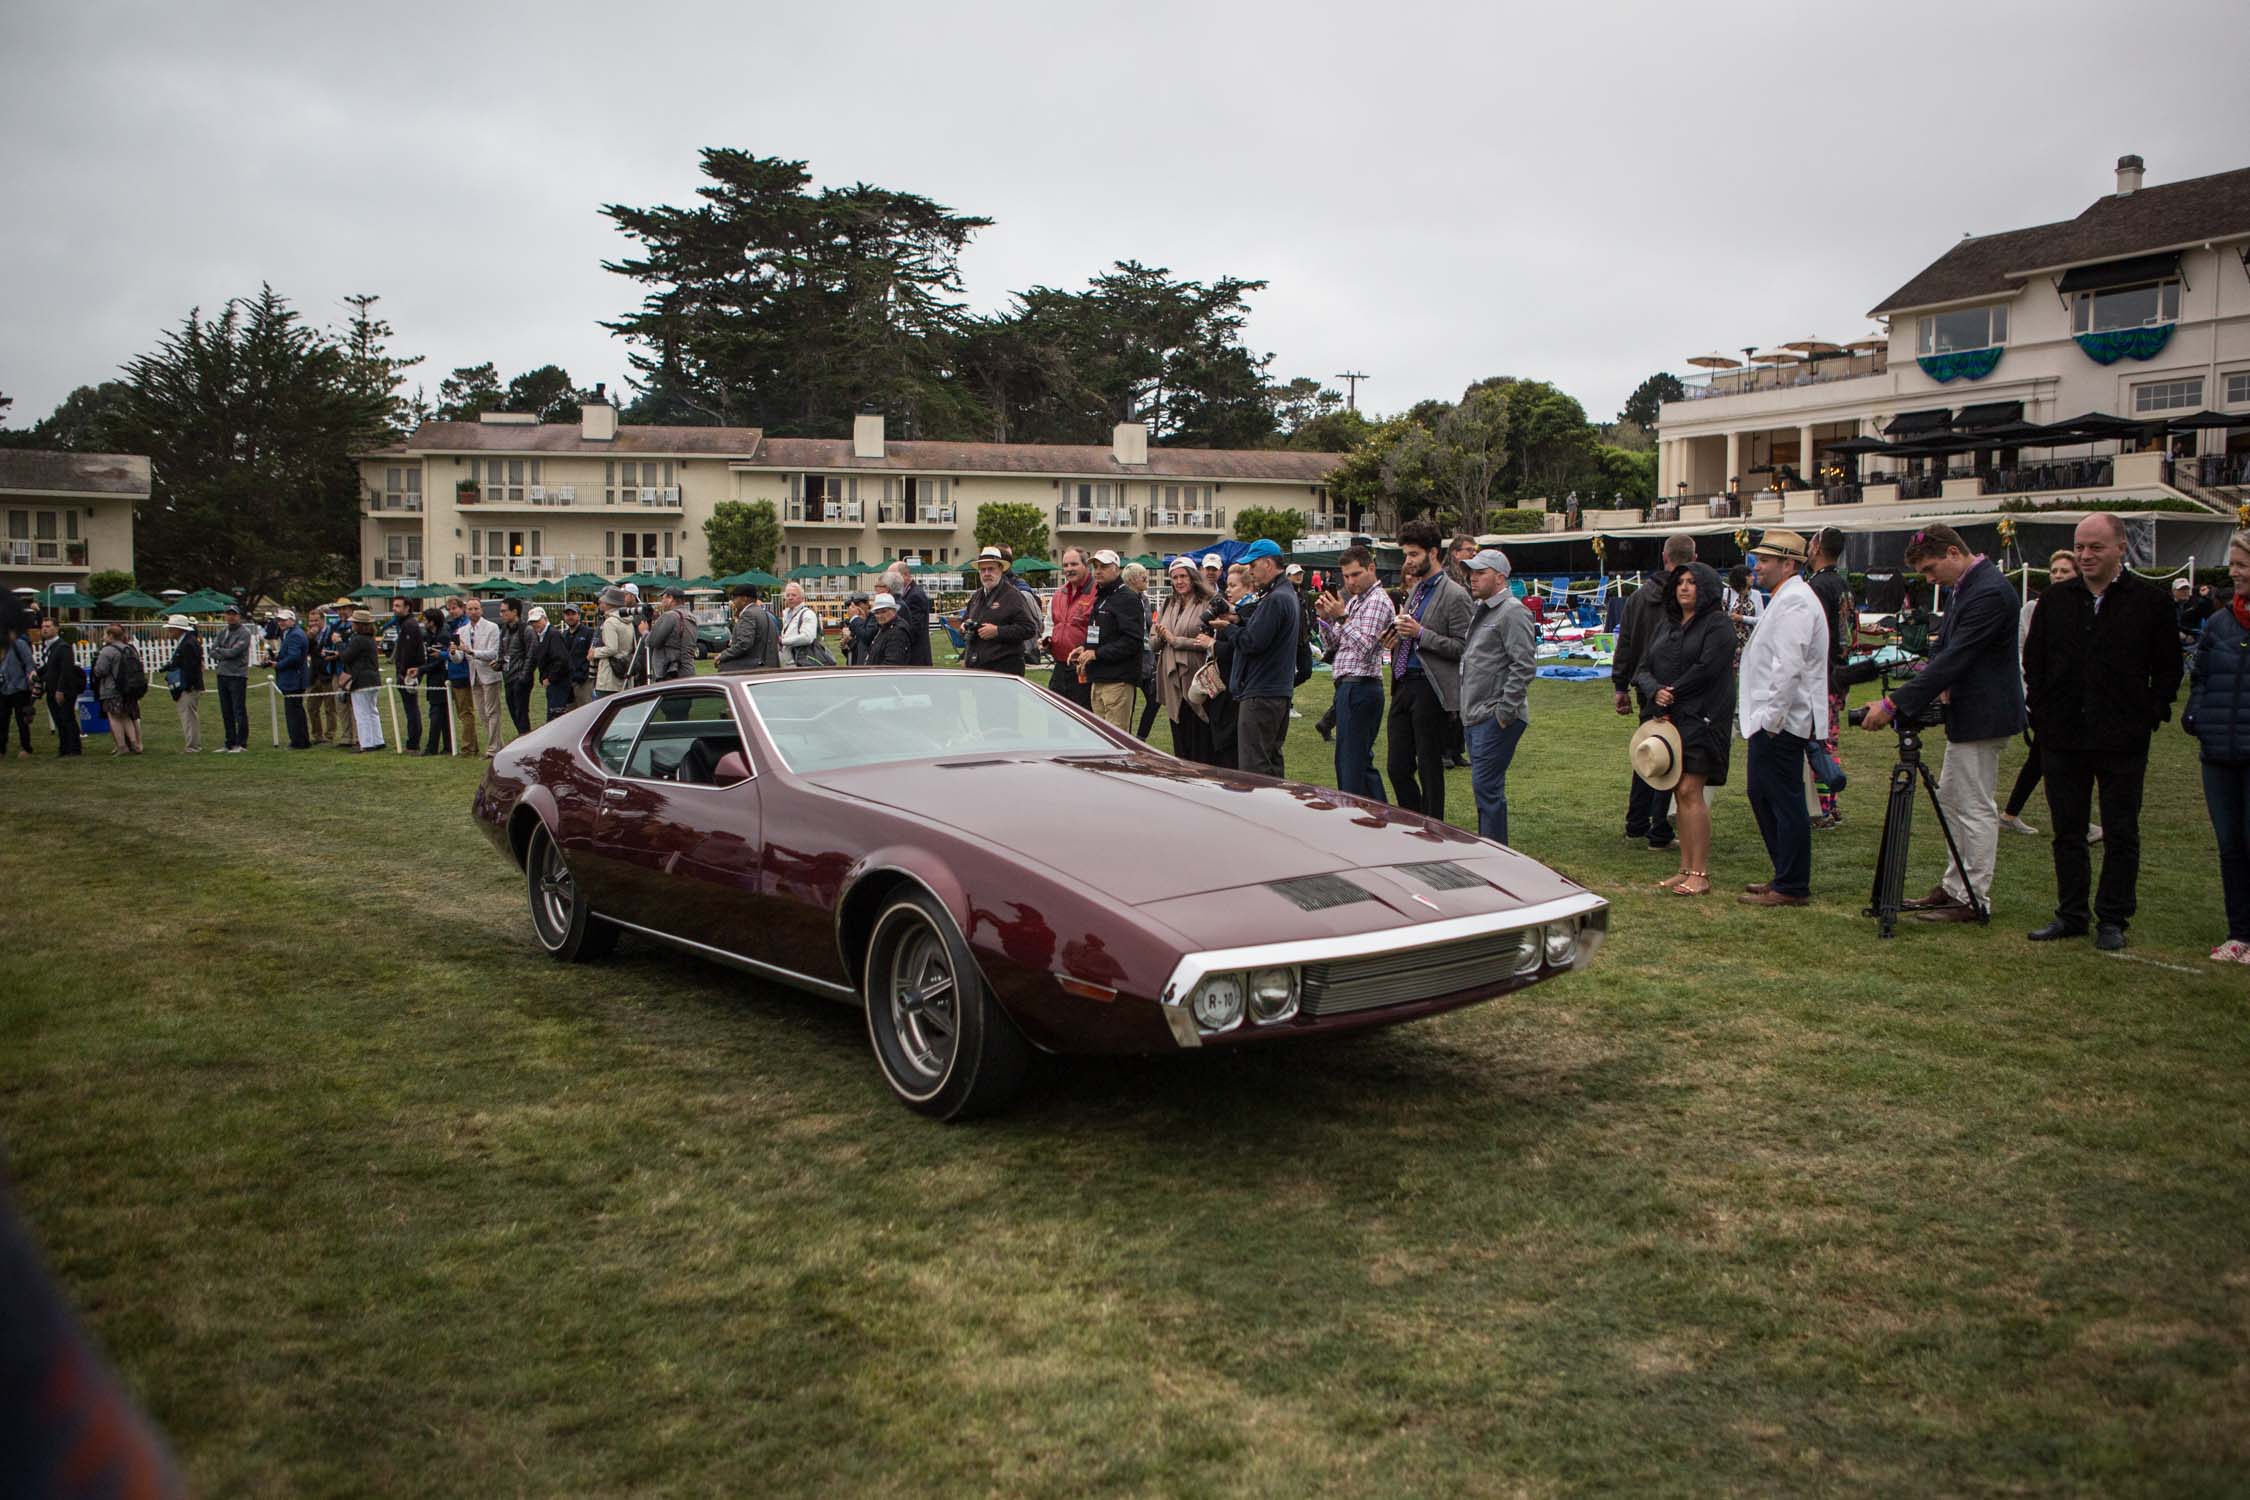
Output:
(1914, 902), (1983, 923)
(1737, 889), (1810, 907)
(1900, 885), (1954, 911)
(1742, 882), (1772, 896)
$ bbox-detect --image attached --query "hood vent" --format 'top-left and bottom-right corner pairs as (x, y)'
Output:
(1395, 860), (1489, 892)
(1266, 873), (1376, 912)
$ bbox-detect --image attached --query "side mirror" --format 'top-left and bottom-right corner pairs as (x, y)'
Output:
(714, 751), (751, 785)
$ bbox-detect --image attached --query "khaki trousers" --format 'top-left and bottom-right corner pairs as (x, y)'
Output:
(307, 680), (338, 741)
(1937, 736), (2004, 906)
(175, 690), (202, 751)
(1091, 680), (1135, 732)
(472, 680), (504, 754)
(450, 683), (480, 757)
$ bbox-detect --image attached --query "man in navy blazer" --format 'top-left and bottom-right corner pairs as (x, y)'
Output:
(1860, 524), (2024, 922)
(273, 608), (312, 749)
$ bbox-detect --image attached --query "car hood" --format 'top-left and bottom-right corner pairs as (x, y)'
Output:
(802, 751), (1586, 936)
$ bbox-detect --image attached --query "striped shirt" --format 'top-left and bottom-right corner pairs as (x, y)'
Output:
(1318, 583), (1397, 679)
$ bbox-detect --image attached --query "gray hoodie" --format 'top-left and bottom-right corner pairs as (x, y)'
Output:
(1459, 589), (1537, 728)
(209, 621), (253, 677)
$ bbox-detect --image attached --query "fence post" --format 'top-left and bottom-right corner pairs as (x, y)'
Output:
(384, 680), (401, 753)
(268, 680), (280, 748)
(448, 680), (459, 757)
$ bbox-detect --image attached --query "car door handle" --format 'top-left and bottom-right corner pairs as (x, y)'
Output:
(602, 786), (629, 801)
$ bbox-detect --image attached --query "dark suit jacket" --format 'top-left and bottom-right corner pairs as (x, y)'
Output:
(2023, 567), (2183, 757)
(1890, 557), (2025, 743)
(900, 583), (934, 666)
(1399, 570), (1475, 712)
(529, 626), (572, 686)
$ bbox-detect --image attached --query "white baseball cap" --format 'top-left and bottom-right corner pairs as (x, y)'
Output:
(870, 591), (899, 612)
(1091, 548), (1122, 567)
(527, 607), (548, 623)
(1200, 553), (1223, 569)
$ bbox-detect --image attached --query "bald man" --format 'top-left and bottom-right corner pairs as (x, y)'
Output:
(2020, 513), (2183, 951)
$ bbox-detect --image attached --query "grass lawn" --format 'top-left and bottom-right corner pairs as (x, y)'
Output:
(2, 657), (2245, 1496)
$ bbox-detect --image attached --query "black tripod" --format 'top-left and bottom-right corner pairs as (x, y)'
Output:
(1864, 721), (1987, 938)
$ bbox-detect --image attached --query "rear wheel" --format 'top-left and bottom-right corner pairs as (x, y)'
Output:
(527, 823), (617, 962)
(863, 891), (1028, 1120)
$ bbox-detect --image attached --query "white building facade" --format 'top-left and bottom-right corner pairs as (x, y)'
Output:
(1656, 155), (2250, 513)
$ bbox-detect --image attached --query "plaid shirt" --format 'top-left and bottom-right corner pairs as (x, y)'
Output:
(1318, 582), (1397, 679)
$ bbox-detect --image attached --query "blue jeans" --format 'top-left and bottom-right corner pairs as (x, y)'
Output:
(2202, 760), (2250, 942)
(1746, 729), (1812, 897)
(1466, 716), (1527, 843)
(1332, 676), (1386, 802)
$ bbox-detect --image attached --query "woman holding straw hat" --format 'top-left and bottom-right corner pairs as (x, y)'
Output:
(1633, 560), (1734, 895)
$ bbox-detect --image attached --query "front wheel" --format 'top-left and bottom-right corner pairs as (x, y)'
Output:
(863, 891), (1028, 1120)
(527, 823), (618, 962)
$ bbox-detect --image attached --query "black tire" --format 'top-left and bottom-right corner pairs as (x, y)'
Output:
(862, 890), (1028, 1121)
(526, 823), (618, 963)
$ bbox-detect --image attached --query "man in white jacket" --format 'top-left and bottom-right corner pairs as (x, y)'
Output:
(1735, 529), (1830, 907)
(459, 597), (505, 757)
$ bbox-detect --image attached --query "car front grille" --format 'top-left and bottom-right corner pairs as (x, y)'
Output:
(1297, 928), (1536, 1018)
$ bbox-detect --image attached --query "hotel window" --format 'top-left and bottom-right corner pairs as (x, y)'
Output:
(2227, 372), (2250, 407)
(383, 465), (422, 508)
(606, 460), (674, 504)
(468, 529), (483, 573)
(2072, 280), (2180, 334)
(1916, 305), (2008, 355)
(2132, 378), (2203, 415)
(483, 458), (539, 502)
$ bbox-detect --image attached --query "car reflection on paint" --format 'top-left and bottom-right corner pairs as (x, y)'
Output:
(474, 670), (1607, 1120)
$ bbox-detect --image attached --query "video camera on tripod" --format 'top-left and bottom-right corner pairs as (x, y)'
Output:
(1844, 664), (1984, 936)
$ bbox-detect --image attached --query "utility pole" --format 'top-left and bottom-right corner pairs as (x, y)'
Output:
(1335, 371), (1369, 411)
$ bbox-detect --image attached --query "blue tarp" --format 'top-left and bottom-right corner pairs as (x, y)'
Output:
(1535, 665), (1610, 681)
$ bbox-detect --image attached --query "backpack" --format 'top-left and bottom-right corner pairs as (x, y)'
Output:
(115, 644), (149, 702)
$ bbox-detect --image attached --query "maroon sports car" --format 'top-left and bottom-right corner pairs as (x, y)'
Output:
(475, 669), (1607, 1119)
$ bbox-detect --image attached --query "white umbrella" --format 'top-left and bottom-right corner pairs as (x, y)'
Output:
(1685, 352), (1742, 369)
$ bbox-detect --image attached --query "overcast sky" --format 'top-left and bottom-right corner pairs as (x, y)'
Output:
(4, 0), (2246, 433)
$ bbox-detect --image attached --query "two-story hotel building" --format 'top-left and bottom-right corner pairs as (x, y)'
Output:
(359, 406), (1345, 588)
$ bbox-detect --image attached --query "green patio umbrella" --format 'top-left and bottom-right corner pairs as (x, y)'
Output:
(1009, 557), (1057, 575)
(785, 563), (829, 580)
(613, 571), (682, 590)
(39, 585), (103, 611)
(349, 583), (393, 601)
(465, 576), (529, 594)
(714, 567), (785, 589)
(102, 588), (168, 611)
(676, 575), (723, 592)
(556, 571), (611, 597)
(164, 589), (240, 614)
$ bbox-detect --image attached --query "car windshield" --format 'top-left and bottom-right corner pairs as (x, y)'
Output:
(744, 672), (1117, 773)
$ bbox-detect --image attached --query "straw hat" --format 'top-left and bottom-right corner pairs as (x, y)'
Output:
(1747, 529), (1809, 563)
(164, 614), (195, 632)
(1629, 719), (1685, 791)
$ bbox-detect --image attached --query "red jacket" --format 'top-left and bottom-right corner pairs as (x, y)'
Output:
(1046, 578), (1094, 656)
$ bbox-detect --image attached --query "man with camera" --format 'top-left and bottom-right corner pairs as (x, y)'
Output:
(2020, 513), (2183, 951)
(1859, 525), (2023, 923)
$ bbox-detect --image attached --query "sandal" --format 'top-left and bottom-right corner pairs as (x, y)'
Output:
(1671, 870), (1711, 896)
(1655, 871), (1688, 889)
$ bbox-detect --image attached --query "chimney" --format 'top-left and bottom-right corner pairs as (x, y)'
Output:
(581, 399), (617, 442)
(2115, 153), (2145, 196)
(853, 409), (885, 460)
(1112, 421), (1149, 467)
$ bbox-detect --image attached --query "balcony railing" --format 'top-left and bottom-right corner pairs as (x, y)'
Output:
(875, 504), (956, 527)
(463, 485), (682, 509)
(1054, 503), (1138, 529)
(1144, 508), (1225, 532)
(366, 493), (424, 513)
(2, 540), (88, 567)
(787, 501), (865, 525)
(1674, 352), (1888, 401)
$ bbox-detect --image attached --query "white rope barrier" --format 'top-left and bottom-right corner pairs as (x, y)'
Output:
(265, 680), (465, 756)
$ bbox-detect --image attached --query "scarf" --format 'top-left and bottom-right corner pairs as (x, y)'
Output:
(2230, 593), (2250, 634)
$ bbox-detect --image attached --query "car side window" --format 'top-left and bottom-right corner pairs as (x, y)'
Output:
(594, 699), (656, 774)
(624, 691), (746, 786)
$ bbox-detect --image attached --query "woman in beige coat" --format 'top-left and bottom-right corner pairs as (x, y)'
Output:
(1150, 559), (1218, 764)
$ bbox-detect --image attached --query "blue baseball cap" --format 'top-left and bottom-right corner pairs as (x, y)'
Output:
(1238, 539), (1284, 563)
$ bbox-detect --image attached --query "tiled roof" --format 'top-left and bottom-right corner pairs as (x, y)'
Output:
(747, 438), (1342, 482)
(400, 420), (767, 455)
(1868, 164), (2250, 316)
(0, 449), (151, 497)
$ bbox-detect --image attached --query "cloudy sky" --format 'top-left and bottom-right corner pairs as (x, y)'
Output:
(4, 0), (2246, 432)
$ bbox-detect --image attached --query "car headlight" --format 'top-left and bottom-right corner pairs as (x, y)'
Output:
(1513, 927), (1544, 976)
(1190, 974), (1246, 1032)
(1544, 920), (1577, 968)
(1247, 967), (1299, 1025)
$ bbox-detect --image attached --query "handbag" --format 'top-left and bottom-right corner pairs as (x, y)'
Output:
(1187, 659), (1225, 708)
(1808, 738), (1848, 794)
